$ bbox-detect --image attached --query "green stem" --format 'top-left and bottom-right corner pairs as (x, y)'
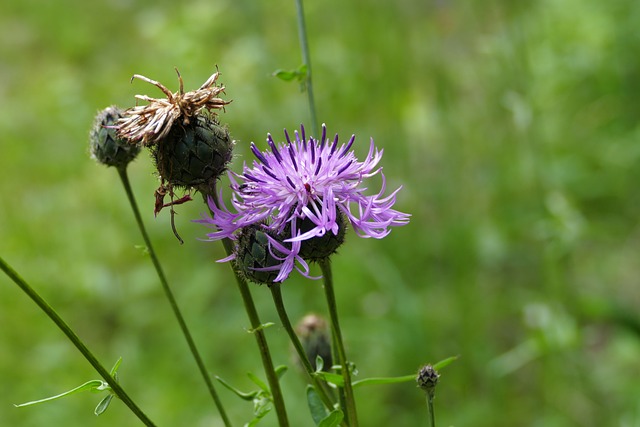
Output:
(269, 284), (338, 415)
(318, 259), (358, 427)
(117, 167), (231, 427)
(294, 0), (319, 137)
(0, 257), (156, 427)
(427, 394), (436, 427)
(203, 192), (290, 427)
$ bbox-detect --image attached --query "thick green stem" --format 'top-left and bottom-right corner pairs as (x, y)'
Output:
(203, 192), (290, 427)
(0, 257), (156, 427)
(294, 0), (319, 137)
(269, 284), (339, 417)
(117, 167), (231, 427)
(318, 259), (358, 426)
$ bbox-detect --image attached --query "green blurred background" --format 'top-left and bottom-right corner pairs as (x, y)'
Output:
(2, 0), (640, 425)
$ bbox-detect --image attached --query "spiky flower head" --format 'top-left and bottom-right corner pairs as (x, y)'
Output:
(89, 106), (140, 168)
(198, 124), (410, 282)
(116, 69), (230, 147)
(417, 364), (439, 396)
(152, 115), (233, 192)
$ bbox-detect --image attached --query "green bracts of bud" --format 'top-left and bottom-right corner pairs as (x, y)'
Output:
(90, 106), (140, 168)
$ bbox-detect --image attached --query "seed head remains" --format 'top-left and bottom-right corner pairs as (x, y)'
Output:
(116, 68), (230, 146)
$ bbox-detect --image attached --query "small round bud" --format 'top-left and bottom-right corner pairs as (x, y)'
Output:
(417, 364), (440, 396)
(296, 210), (347, 262)
(90, 106), (140, 168)
(153, 115), (233, 192)
(235, 225), (287, 285)
(295, 314), (332, 371)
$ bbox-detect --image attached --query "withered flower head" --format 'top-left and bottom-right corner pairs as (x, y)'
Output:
(116, 68), (230, 146)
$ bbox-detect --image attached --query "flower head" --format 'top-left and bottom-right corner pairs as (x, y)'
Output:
(199, 124), (410, 282)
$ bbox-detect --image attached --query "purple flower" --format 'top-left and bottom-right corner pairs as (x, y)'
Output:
(199, 124), (410, 282)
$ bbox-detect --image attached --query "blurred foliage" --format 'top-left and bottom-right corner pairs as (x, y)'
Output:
(1, 0), (640, 426)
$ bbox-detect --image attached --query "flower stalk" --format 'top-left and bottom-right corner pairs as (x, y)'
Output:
(0, 256), (156, 427)
(116, 166), (232, 426)
(319, 259), (359, 426)
(269, 284), (336, 412)
(294, 0), (319, 137)
(204, 192), (290, 427)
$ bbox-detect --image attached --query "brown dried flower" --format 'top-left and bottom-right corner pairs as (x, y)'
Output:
(116, 68), (230, 146)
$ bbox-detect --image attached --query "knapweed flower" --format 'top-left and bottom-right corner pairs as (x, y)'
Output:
(199, 124), (410, 282)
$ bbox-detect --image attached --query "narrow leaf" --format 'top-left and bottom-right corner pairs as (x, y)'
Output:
(275, 365), (288, 380)
(247, 322), (274, 334)
(318, 409), (344, 427)
(247, 372), (269, 393)
(433, 355), (459, 370)
(15, 380), (104, 407)
(352, 375), (416, 388)
(94, 394), (114, 416)
(109, 357), (123, 377)
(314, 371), (344, 387)
(307, 385), (329, 425)
(273, 69), (298, 82)
(216, 376), (258, 401)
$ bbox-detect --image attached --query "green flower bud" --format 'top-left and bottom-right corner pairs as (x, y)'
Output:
(89, 106), (140, 168)
(295, 313), (332, 371)
(153, 115), (233, 192)
(235, 225), (287, 285)
(417, 364), (439, 396)
(297, 210), (347, 262)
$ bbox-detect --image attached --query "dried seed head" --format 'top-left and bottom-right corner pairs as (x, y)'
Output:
(116, 69), (231, 146)
(90, 106), (140, 168)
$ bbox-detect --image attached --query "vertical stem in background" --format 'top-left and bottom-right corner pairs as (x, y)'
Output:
(294, 0), (319, 137)
(0, 257), (157, 427)
(319, 259), (358, 427)
(117, 167), (232, 427)
(203, 192), (290, 427)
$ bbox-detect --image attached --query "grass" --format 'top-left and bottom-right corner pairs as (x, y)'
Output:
(1, 0), (640, 425)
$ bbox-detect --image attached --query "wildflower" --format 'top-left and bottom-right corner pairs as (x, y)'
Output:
(199, 124), (409, 282)
(89, 106), (140, 168)
(417, 364), (439, 396)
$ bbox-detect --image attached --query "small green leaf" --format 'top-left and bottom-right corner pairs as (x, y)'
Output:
(247, 372), (269, 393)
(318, 409), (344, 427)
(273, 69), (298, 82)
(94, 394), (114, 416)
(433, 355), (459, 371)
(314, 371), (344, 387)
(15, 380), (104, 408)
(306, 385), (329, 425)
(109, 357), (123, 377)
(275, 365), (288, 380)
(246, 322), (274, 334)
(272, 64), (308, 83)
(315, 356), (325, 372)
(216, 376), (259, 401)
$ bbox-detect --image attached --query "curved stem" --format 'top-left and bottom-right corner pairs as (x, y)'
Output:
(318, 259), (358, 426)
(0, 256), (156, 427)
(269, 284), (338, 414)
(117, 167), (231, 427)
(294, 0), (319, 137)
(203, 192), (290, 427)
